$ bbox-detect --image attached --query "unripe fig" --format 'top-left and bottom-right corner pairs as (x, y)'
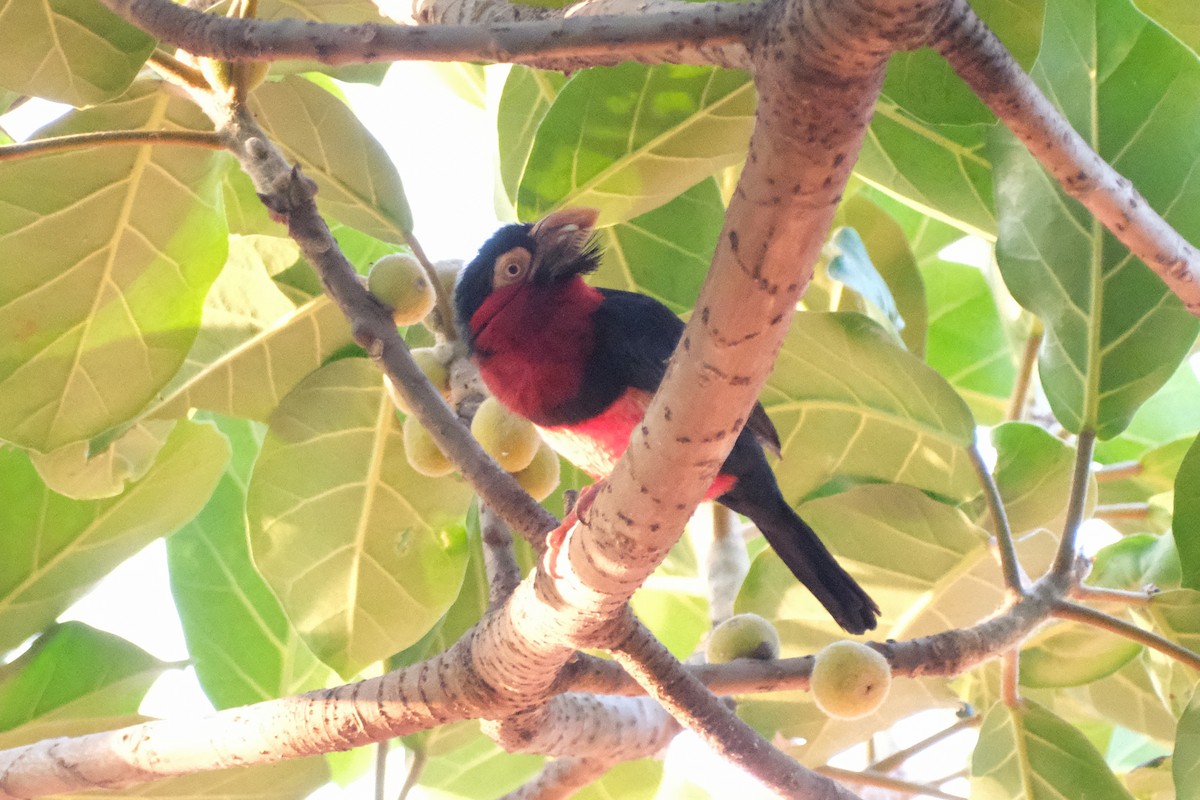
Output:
(384, 348), (449, 415)
(470, 396), (541, 471)
(402, 415), (454, 477)
(810, 641), (891, 720)
(705, 613), (781, 663)
(369, 253), (436, 326)
(511, 440), (561, 501)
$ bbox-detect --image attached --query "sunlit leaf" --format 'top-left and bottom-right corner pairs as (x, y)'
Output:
(149, 235), (354, 424)
(990, 0), (1200, 439)
(246, 358), (472, 677)
(992, 423), (1076, 534)
(921, 260), (1016, 424)
(253, 75), (413, 242)
(1020, 622), (1141, 688)
(972, 700), (1133, 800)
(1094, 358), (1200, 464)
(1134, 0), (1200, 55)
(1089, 534), (1181, 593)
(0, 421), (228, 652)
(761, 312), (977, 504)
(30, 420), (174, 500)
(591, 179), (724, 315)
(1174, 434), (1200, 589)
(0, 623), (164, 731)
(0, 83), (227, 452)
(518, 63), (754, 225)
(836, 194), (928, 356)
(1178, 697), (1200, 800)
(497, 66), (566, 209)
(416, 722), (544, 796)
(0, 0), (154, 106)
(168, 414), (330, 708)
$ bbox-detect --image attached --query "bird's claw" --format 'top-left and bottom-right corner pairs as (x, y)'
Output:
(543, 482), (602, 579)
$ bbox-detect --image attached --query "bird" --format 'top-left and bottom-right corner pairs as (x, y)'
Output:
(453, 207), (880, 634)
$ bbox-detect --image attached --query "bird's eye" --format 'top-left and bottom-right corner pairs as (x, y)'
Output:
(493, 247), (532, 287)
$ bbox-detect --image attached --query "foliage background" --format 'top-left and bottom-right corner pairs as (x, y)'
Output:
(1, 0), (1199, 797)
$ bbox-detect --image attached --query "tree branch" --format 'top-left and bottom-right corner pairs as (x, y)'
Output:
(1051, 430), (1096, 579)
(96, 0), (758, 70)
(608, 613), (861, 799)
(969, 444), (1027, 595)
(480, 502), (523, 606)
(935, 0), (1200, 316)
(1052, 600), (1200, 671)
(1006, 318), (1042, 422)
(816, 766), (965, 800)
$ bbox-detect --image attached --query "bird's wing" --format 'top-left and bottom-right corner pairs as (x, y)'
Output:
(594, 289), (782, 456)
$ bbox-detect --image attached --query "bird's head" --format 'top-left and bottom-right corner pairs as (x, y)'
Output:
(454, 208), (601, 348)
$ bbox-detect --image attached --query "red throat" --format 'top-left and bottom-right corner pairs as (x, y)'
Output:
(470, 278), (605, 420)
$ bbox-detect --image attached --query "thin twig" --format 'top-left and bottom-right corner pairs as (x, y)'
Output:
(1053, 601), (1200, 671)
(96, 0), (758, 70)
(816, 766), (965, 800)
(480, 502), (523, 606)
(147, 48), (210, 89)
(936, 0), (1200, 315)
(1070, 584), (1154, 607)
(1000, 648), (1020, 707)
(499, 757), (612, 800)
(404, 234), (459, 343)
(969, 444), (1027, 595)
(1051, 430), (1096, 579)
(608, 613), (860, 799)
(868, 714), (980, 773)
(0, 129), (223, 161)
(374, 740), (388, 800)
(1093, 460), (1143, 482)
(1006, 318), (1042, 422)
(397, 747), (426, 800)
(1093, 502), (1150, 521)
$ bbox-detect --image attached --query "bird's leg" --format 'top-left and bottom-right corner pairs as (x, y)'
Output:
(543, 481), (603, 578)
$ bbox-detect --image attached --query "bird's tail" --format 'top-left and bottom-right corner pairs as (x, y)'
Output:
(744, 496), (880, 635)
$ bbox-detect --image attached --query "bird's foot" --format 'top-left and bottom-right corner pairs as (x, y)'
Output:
(543, 482), (602, 579)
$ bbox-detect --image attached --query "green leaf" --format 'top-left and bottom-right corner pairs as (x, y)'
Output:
(1096, 435), (1193, 520)
(992, 423), (1077, 534)
(0, 622), (164, 731)
(738, 484), (1053, 641)
(1069, 659), (1180, 744)
(1134, 0), (1200, 55)
(518, 63), (754, 225)
(1178, 697), (1200, 800)
(149, 235), (354, 424)
(1089, 534), (1181, 593)
(836, 194), (928, 357)
(852, 183), (968, 263)
(497, 66), (567, 209)
(972, 700), (1135, 800)
(1020, 621), (1142, 688)
(167, 414), (330, 709)
(416, 722), (544, 795)
(0, 83), (228, 452)
(29, 420), (175, 500)
(856, 100), (996, 238)
(826, 227), (904, 336)
(990, 0), (1200, 439)
(1174, 435), (1200, 589)
(573, 759), (663, 800)
(591, 179), (724, 315)
(0, 0), (155, 106)
(253, 75), (413, 242)
(921, 260), (1016, 424)
(760, 312), (977, 504)
(0, 420), (229, 652)
(1094, 358), (1200, 463)
(1141, 589), (1200, 715)
(246, 358), (472, 677)
(430, 62), (488, 108)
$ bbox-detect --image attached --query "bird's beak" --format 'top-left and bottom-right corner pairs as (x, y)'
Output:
(529, 207), (600, 280)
